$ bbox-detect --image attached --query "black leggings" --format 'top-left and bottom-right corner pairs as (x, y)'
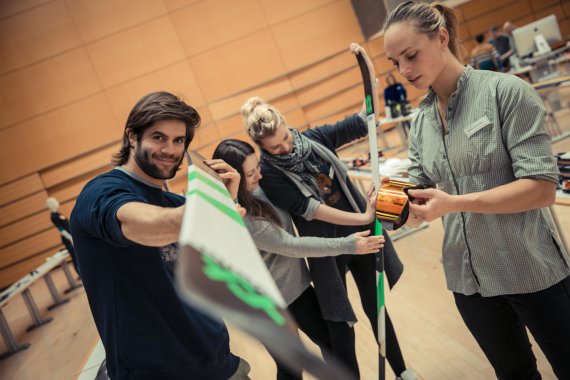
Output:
(327, 252), (406, 378)
(454, 276), (570, 380)
(268, 286), (333, 380)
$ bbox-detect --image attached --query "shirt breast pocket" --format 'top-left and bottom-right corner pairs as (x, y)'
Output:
(461, 115), (498, 174)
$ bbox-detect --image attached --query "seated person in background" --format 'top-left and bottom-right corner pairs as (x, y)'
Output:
(488, 25), (513, 70)
(471, 33), (499, 71)
(383, 72), (408, 118)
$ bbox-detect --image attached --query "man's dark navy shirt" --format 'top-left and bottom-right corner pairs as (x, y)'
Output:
(70, 169), (238, 380)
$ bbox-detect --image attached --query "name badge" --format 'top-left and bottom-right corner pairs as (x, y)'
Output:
(464, 116), (491, 137)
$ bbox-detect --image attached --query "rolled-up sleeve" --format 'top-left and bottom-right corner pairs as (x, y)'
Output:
(498, 75), (559, 183)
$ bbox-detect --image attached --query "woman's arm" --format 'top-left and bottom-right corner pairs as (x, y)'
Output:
(312, 184), (377, 225)
(248, 218), (383, 257)
(408, 178), (556, 222)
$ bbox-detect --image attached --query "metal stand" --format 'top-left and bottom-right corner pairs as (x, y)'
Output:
(390, 222), (429, 241)
(44, 273), (69, 310)
(61, 260), (82, 294)
(0, 310), (30, 360)
(22, 289), (52, 332)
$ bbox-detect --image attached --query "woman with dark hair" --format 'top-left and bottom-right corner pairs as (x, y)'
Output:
(212, 139), (385, 380)
(384, 2), (570, 379)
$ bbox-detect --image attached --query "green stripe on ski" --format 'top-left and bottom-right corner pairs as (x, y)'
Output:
(187, 189), (244, 226)
(188, 169), (227, 196)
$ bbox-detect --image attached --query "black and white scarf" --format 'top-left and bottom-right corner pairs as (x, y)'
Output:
(261, 128), (321, 191)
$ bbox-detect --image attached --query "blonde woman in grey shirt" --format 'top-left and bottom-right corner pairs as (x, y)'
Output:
(212, 139), (389, 380)
(383, 2), (570, 379)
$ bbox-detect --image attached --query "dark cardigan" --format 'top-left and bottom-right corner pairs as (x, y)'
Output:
(259, 115), (403, 322)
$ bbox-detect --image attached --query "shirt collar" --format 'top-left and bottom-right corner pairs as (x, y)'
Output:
(418, 65), (473, 111)
(115, 166), (163, 189)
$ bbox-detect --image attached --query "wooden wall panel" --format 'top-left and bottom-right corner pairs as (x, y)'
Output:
(312, 109), (360, 129)
(561, 18), (570, 38)
(365, 37), (385, 57)
(67, 0), (167, 43)
(0, 0), (52, 19)
(194, 122), (222, 149)
(564, 2), (570, 17)
(86, 16), (186, 88)
(528, 0), (560, 13)
(0, 174), (44, 207)
(58, 200), (75, 220)
(196, 144), (219, 162)
(161, 0), (203, 12)
(372, 55), (396, 77)
(288, 52), (355, 91)
(190, 30), (287, 102)
(296, 67), (361, 107)
(303, 86), (361, 122)
(171, 0), (266, 57)
(271, 1), (363, 72)
(192, 106), (216, 147)
(460, 0), (516, 21)
(534, 6), (563, 21)
(0, 48), (102, 130)
(0, 211), (51, 249)
(215, 115), (245, 141)
(0, 249), (59, 289)
(105, 61), (206, 126)
(208, 77), (294, 121)
(41, 145), (118, 188)
(258, 0), (334, 25)
(0, 191), (48, 228)
(496, 1), (534, 27)
(283, 108), (309, 130)
(0, 229), (61, 269)
(0, 0), (81, 75)
(0, 94), (119, 185)
(270, 93), (303, 115)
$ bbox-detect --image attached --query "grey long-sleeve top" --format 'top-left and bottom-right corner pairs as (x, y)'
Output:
(245, 188), (355, 305)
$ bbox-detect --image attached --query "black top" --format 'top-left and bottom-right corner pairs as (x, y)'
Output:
(259, 115), (403, 322)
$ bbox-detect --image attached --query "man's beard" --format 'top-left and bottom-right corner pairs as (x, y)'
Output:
(133, 146), (183, 180)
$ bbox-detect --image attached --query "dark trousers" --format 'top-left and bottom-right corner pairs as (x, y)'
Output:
(269, 286), (333, 380)
(454, 276), (570, 380)
(328, 253), (406, 378)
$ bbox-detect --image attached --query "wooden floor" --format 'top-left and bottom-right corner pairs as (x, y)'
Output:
(1, 104), (569, 379)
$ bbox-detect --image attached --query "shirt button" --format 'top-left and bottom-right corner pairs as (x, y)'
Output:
(442, 153), (447, 159)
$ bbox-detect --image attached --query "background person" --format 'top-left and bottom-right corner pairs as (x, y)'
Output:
(46, 196), (81, 276)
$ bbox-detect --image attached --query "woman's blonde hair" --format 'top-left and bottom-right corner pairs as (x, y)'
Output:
(383, 1), (460, 60)
(241, 97), (286, 143)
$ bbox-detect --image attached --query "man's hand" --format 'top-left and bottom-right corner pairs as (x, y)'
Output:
(407, 188), (455, 221)
(203, 159), (241, 200)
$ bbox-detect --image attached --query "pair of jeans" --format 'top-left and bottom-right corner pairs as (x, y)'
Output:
(454, 276), (570, 380)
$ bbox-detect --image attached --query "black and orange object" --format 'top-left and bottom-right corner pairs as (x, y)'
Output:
(375, 180), (428, 230)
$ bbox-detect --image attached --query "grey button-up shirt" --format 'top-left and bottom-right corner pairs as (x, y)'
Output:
(408, 65), (569, 296)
